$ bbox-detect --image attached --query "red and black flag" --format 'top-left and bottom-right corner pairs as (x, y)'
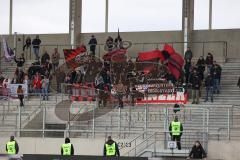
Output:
(103, 49), (127, 62)
(63, 46), (87, 69)
(138, 50), (164, 62)
(161, 44), (184, 79)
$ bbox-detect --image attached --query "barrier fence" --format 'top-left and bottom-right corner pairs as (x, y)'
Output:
(0, 93), (239, 142)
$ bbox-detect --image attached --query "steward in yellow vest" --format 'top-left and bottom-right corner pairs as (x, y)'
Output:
(61, 137), (74, 155)
(6, 136), (19, 155)
(169, 116), (183, 150)
(103, 136), (120, 156)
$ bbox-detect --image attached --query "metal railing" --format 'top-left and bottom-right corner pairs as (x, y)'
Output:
(0, 89), (239, 140)
(123, 131), (208, 157)
(1, 37), (227, 61)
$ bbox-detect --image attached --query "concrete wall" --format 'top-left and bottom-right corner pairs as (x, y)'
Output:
(0, 137), (134, 156)
(1, 29), (240, 62)
(0, 137), (239, 160)
(0, 34), (70, 59)
(193, 29), (240, 59)
(208, 140), (240, 160)
(80, 31), (183, 58)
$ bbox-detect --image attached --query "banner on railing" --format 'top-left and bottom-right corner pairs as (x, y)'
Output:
(9, 83), (28, 98)
(135, 83), (188, 104)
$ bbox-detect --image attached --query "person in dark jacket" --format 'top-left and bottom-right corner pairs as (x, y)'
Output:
(184, 59), (192, 84)
(173, 103), (180, 113)
(88, 35), (98, 56)
(6, 136), (19, 155)
(23, 36), (31, 51)
(211, 62), (222, 94)
(184, 47), (193, 62)
(205, 53), (213, 73)
(103, 136), (120, 156)
(205, 73), (214, 103)
(32, 35), (41, 60)
(187, 141), (207, 160)
(169, 116), (183, 150)
(196, 56), (205, 81)
(189, 69), (201, 104)
(14, 53), (25, 69)
(41, 50), (50, 65)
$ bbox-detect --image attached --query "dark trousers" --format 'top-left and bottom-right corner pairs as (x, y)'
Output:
(172, 135), (181, 150)
(18, 97), (24, 107)
(205, 86), (213, 102)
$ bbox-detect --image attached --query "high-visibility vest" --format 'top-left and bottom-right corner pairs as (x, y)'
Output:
(105, 143), (116, 156)
(171, 121), (181, 136)
(7, 141), (16, 155)
(61, 143), (72, 155)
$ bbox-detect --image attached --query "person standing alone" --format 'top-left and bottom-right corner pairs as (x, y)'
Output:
(103, 136), (120, 157)
(169, 116), (183, 150)
(61, 137), (74, 156)
(6, 136), (19, 155)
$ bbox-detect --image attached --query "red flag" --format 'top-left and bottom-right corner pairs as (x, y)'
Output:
(138, 50), (164, 62)
(143, 65), (155, 74)
(63, 46), (87, 69)
(163, 44), (175, 55)
(103, 49), (127, 62)
(168, 52), (184, 79)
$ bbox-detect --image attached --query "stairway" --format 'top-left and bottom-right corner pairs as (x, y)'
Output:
(200, 58), (240, 105)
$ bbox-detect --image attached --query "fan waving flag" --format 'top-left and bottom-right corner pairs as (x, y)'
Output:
(63, 46), (87, 69)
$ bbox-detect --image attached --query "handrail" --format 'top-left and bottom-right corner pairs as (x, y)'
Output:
(36, 41), (227, 47)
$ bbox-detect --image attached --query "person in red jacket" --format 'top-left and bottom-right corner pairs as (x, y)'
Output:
(33, 72), (42, 95)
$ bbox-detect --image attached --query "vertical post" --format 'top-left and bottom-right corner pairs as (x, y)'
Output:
(209, 0), (213, 30)
(18, 106), (21, 137)
(13, 32), (17, 55)
(118, 107), (121, 137)
(92, 104), (95, 138)
(163, 108), (167, 149)
(202, 108), (205, 133)
(144, 106), (148, 131)
(105, 0), (109, 32)
(228, 108), (230, 140)
(9, 0), (13, 35)
(42, 106), (46, 138)
(207, 109), (209, 134)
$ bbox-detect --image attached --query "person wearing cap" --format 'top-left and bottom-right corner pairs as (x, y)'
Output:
(169, 116), (183, 150)
(61, 137), (74, 156)
(88, 35), (97, 57)
(6, 136), (19, 155)
(103, 136), (120, 157)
